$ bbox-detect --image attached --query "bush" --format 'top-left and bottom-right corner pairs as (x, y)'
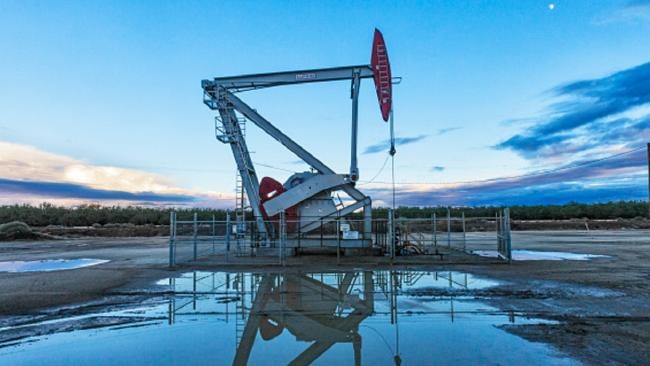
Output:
(0, 221), (37, 240)
(0, 201), (647, 227)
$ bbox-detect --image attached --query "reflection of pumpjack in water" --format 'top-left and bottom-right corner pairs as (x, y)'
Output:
(234, 272), (374, 366)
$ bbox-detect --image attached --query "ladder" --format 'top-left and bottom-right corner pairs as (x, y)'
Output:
(208, 93), (269, 242)
(234, 118), (248, 248)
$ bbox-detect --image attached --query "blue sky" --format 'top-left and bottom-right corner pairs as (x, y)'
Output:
(1, 0), (649, 208)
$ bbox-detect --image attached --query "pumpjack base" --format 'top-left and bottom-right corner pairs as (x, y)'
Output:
(256, 238), (375, 257)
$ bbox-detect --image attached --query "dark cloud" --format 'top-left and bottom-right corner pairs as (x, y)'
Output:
(496, 62), (650, 157)
(363, 135), (427, 154)
(431, 166), (445, 172)
(368, 148), (647, 206)
(377, 180), (646, 207)
(0, 178), (195, 202)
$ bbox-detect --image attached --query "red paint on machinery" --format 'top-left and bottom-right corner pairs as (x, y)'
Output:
(259, 176), (298, 235)
(371, 28), (392, 122)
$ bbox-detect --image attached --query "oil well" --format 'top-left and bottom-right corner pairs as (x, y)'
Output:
(168, 29), (512, 263)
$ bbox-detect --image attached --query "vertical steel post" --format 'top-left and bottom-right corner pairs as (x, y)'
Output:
(363, 201), (373, 242)
(212, 214), (216, 254)
(462, 212), (466, 252)
(336, 213), (341, 264)
(226, 211), (231, 256)
(447, 208), (451, 248)
(193, 212), (198, 261)
(503, 207), (512, 262)
(647, 143), (650, 218)
(498, 210), (502, 255)
(169, 210), (175, 267)
(388, 208), (394, 259)
(279, 211), (286, 266)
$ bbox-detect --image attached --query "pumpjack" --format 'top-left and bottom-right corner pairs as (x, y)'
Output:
(202, 29), (392, 250)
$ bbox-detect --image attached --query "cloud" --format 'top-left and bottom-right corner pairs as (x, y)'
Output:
(364, 61), (650, 205)
(496, 62), (650, 160)
(595, 1), (650, 25)
(381, 179), (646, 207)
(431, 166), (445, 172)
(436, 127), (462, 135)
(363, 135), (427, 154)
(0, 141), (232, 207)
(365, 148), (647, 206)
(286, 160), (306, 165)
(0, 178), (194, 203)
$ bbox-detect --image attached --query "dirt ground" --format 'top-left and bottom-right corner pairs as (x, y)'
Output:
(1, 230), (649, 364)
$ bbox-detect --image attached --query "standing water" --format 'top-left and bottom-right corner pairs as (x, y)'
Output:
(0, 270), (576, 365)
(0, 259), (109, 273)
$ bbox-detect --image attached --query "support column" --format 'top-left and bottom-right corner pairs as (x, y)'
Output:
(363, 198), (372, 243)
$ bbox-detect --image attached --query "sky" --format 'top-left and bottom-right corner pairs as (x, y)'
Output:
(1, 0), (649, 208)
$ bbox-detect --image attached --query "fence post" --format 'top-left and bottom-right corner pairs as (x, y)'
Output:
(225, 211), (231, 259)
(337, 212), (342, 264)
(193, 212), (198, 261)
(432, 213), (437, 247)
(462, 212), (466, 252)
(505, 208), (512, 261)
(212, 214), (216, 254)
(169, 210), (175, 267)
(497, 210), (502, 255)
(447, 208), (451, 248)
(388, 208), (394, 259)
(279, 211), (286, 266)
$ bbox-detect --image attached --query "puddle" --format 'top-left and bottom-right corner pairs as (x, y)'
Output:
(473, 250), (609, 261)
(0, 259), (109, 273)
(0, 270), (576, 365)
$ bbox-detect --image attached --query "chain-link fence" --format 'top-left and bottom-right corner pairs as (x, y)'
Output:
(168, 208), (512, 266)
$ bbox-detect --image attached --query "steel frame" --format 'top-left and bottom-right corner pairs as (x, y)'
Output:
(202, 66), (376, 242)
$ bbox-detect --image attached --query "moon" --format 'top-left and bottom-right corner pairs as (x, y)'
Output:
(548, 3), (555, 10)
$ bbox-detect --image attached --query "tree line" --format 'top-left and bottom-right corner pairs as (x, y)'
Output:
(0, 201), (647, 227)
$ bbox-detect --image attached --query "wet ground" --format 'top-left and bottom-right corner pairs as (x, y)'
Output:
(0, 230), (649, 364)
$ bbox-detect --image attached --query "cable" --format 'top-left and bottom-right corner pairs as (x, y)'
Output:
(391, 153), (396, 208)
(358, 154), (391, 186)
(251, 161), (298, 174)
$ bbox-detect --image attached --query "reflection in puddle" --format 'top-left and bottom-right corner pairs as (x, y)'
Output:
(473, 250), (609, 261)
(0, 270), (576, 365)
(0, 259), (109, 273)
